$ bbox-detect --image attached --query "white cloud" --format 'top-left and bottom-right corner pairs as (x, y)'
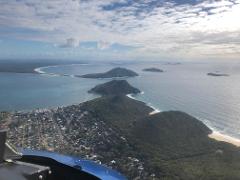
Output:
(59, 38), (79, 48)
(0, 0), (240, 59)
(97, 41), (112, 50)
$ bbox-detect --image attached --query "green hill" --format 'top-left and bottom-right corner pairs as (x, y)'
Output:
(80, 67), (138, 78)
(88, 80), (141, 95)
(81, 95), (240, 179)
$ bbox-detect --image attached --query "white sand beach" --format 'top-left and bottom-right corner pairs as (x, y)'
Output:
(209, 131), (240, 147)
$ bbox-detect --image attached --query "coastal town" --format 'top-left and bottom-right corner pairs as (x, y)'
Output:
(1, 103), (151, 179)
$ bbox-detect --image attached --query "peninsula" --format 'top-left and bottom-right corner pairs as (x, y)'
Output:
(2, 80), (240, 179)
(0, 60), (80, 74)
(80, 67), (138, 78)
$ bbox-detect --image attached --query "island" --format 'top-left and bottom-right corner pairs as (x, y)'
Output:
(164, 62), (181, 65)
(80, 67), (138, 78)
(1, 80), (240, 179)
(88, 80), (140, 95)
(142, 68), (164, 72)
(207, 72), (229, 77)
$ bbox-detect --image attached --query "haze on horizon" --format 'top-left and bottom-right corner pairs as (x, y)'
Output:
(0, 0), (239, 61)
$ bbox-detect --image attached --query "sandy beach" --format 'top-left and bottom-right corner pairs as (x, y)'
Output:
(126, 94), (161, 115)
(208, 131), (240, 147)
(148, 105), (161, 115)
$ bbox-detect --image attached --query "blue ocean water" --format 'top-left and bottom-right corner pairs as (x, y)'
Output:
(1, 61), (240, 139)
(0, 71), (101, 111)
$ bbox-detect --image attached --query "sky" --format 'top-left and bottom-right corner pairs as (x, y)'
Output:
(0, 0), (240, 61)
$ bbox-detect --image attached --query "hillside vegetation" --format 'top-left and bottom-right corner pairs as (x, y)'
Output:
(80, 67), (138, 78)
(82, 94), (240, 179)
(88, 80), (141, 95)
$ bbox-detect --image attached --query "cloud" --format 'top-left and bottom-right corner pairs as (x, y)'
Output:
(0, 0), (240, 59)
(59, 38), (79, 48)
(78, 40), (137, 52)
(97, 41), (112, 50)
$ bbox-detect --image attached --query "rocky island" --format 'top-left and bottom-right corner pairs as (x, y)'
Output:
(143, 68), (164, 72)
(88, 80), (141, 95)
(1, 80), (240, 179)
(80, 67), (138, 78)
(207, 72), (229, 77)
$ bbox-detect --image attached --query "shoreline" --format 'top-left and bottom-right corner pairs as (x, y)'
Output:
(198, 117), (240, 147)
(34, 67), (76, 78)
(199, 117), (240, 147)
(5, 87), (240, 148)
(33, 63), (90, 76)
(9, 66), (240, 148)
(148, 105), (161, 115)
(208, 131), (240, 147)
(34, 64), (137, 80)
(126, 94), (240, 147)
(126, 93), (161, 115)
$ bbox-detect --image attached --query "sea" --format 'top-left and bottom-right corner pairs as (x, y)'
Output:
(1, 61), (240, 140)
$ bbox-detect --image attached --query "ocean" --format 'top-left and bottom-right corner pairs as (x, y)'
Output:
(1, 61), (240, 139)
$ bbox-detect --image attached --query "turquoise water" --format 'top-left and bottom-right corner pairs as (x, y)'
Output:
(1, 61), (240, 139)
(0, 71), (101, 111)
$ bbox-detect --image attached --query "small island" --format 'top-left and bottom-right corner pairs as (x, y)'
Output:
(164, 62), (181, 65)
(80, 67), (138, 78)
(143, 68), (164, 72)
(207, 72), (229, 77)
(88, 80), (141, 95)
